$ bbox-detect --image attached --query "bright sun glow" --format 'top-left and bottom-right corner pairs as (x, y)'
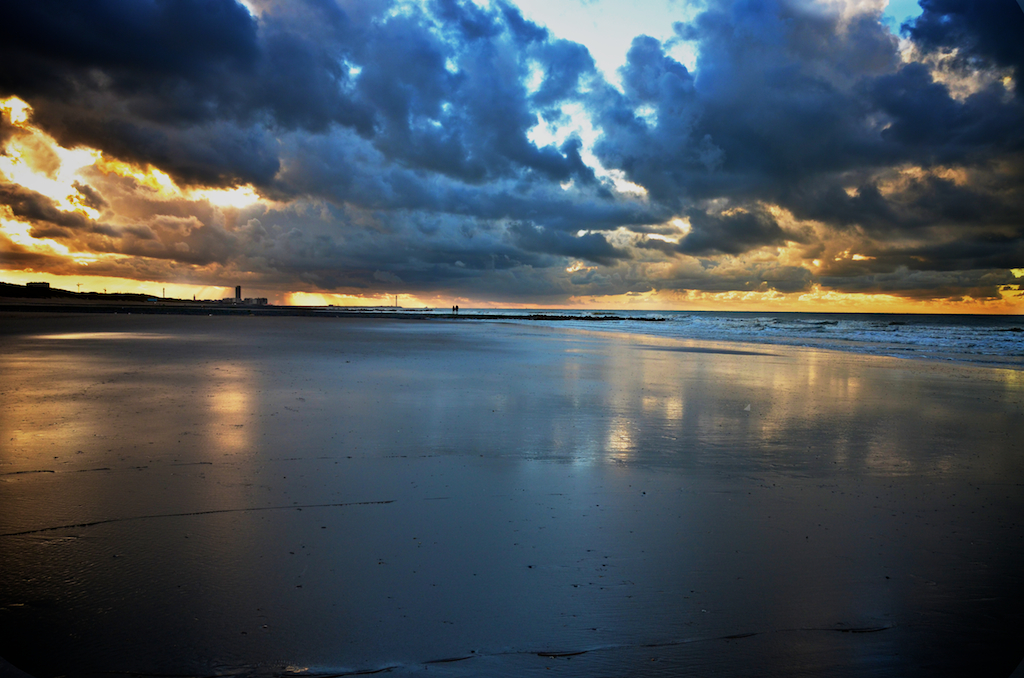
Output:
(95, 156), (179, 196)
(0, 102), (103, 217)
(670, 217), (692, 236)
(1, 216), (80, 259)
(565, 261), (595, 273)
(0, 95), (268, 282)
(285, 291), (434, 307)
(1, 97), (105, 262)
(96, 155), (264, 208)
(191, 185), (263, 209)
(0, 269), (235, 300)
(646, 233), (679, 244)
(1, 96), (269, 298)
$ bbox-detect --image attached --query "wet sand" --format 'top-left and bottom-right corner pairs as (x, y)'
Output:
(0, 313), (1022, 677)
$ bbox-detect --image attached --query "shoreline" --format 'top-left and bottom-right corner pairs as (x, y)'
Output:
(0, 299), (666, 322)
(3, 302), (1022, 373)
(2, 295), (1022, 318)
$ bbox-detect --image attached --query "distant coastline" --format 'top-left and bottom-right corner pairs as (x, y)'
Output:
(0, 282), (662, 322)
(3, 280), (1023, 370)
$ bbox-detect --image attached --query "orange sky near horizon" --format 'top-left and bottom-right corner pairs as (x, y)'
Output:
(2, 96), (1022, 315)
(2, 269), (1021, 314)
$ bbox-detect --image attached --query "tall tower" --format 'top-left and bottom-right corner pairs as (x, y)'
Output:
(235, 285), (242, 302)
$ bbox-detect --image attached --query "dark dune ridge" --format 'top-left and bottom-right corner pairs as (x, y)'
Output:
(0, 313), (1022, 677)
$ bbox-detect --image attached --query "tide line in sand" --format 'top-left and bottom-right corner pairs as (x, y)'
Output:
(0, 500), (395, 538)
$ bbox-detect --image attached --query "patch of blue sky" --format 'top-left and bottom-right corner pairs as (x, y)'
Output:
(501, 1), (924, 88)
(509, 0), (700, 86)
(880, 0), (924, 31)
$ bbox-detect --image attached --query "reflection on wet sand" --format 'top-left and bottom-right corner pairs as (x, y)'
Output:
(0, 315), (1022, 677)
(202, 361), (257, 456)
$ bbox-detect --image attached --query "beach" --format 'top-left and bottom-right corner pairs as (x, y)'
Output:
(0, 313), (1022, 677)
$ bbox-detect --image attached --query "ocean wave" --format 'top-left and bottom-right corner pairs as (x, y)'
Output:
(459, 310), (1024, 368)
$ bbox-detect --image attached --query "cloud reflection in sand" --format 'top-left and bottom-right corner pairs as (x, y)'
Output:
(202, 362), (256, 457)
(35, 332), (174, 341)
(1, 316), (1022, 677)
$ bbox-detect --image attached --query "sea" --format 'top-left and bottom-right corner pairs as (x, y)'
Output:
(434, 309), (1024, 369)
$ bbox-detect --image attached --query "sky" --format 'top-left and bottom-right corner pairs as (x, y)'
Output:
(0, 0), (1022, 311)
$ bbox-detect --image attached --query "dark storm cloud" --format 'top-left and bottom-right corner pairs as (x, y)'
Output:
(792, 172), (1024, 234)
(828, 234), (1024, 276)
(0, 0), (373, 133)
(819, 267), (1014, 300)
(905, 0), (1024, 89)
(0, 183), (95, 231)
(677, 208), (796, 256)
(508, 221), (630, 265)
(272, 126), (660, 231)
(0, 0), (303, 187)
(0, 111), (15, 151)
(584, 0), (1024, 290)
(0, 0), (259, 87)
(866, 62), (1024, 160)
(635, 207), (796, 257)
(72, 181), (108, 212)
(589, 4), (901, 208)
(0, 232), (69, 268)
(0, 0), (602, 190)
(1, 0), (1022, 303)
(671, 264), (815, 295)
